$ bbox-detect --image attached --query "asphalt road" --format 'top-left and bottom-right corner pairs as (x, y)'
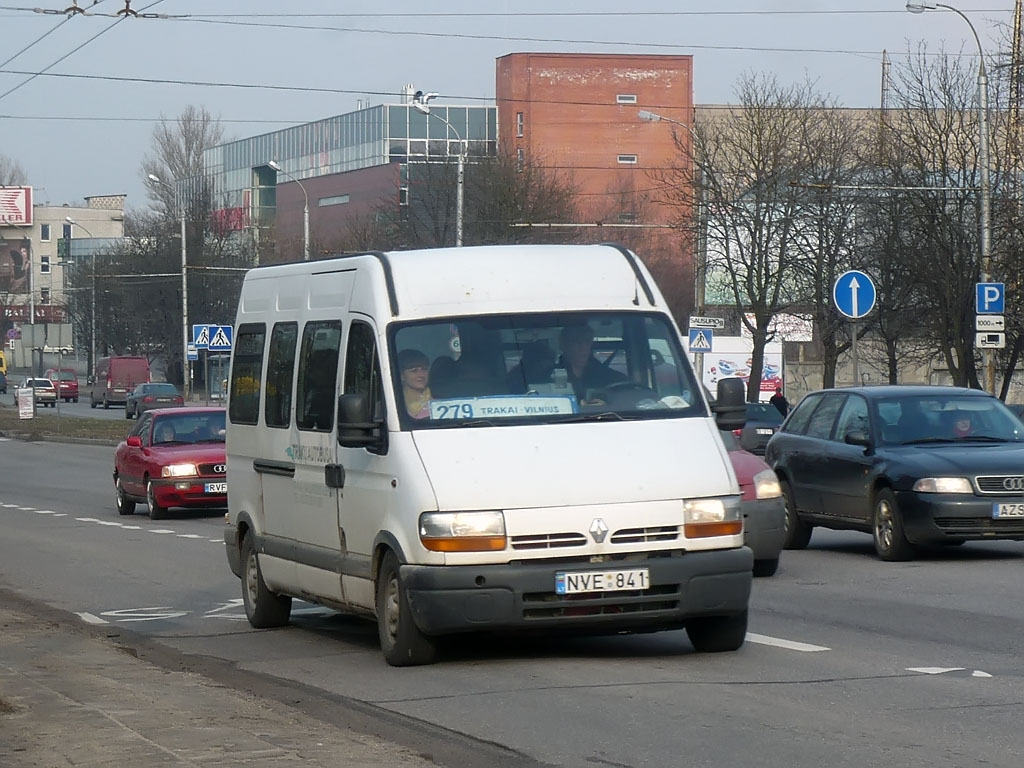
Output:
(0, 389), (220, 421)
(1, 437), (1022, 767)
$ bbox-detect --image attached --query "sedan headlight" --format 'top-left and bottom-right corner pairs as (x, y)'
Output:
(753, 469), (782, 500)
(913, 477), (973, 494)
(161, 463), (198, 478)
(419, 511), (507, 552)
(683, 498), (743, 538)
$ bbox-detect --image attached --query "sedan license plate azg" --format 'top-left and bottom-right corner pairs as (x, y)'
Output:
(555, 568), (649, 595)
(993, 502), (1024, 518)
(205, 482), (227, 494)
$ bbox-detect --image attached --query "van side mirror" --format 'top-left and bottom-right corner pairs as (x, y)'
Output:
(713, 377), (747, 432)
(338, 393), (387, 452)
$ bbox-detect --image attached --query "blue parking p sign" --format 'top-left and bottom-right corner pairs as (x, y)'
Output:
(976, 283), (1005, 314)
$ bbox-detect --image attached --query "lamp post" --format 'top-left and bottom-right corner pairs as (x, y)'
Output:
(907, 1), (993, 393)
(413, 96), (465, 247)
(147, 173), (190, 400)
(638, 109), (707, 373)
(268, 160), (310, 261)
(64, 216), (95, 377)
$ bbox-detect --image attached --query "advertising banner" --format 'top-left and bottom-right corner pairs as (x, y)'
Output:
(0, 236), (30, 293)
(17, 387), (34, 419)
(687, 335), (783, 403)
(0, 187), (32, 225)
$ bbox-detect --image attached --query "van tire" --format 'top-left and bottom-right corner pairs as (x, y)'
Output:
(241, 532), (291, 628)
(753, 557), (779, 577)
(103, 395), (109, 409)
(376, 550), (437, 666)
(780, 480), (812, 550)
(686, 610), (748, 653)
(115, 478), (135, 516)
(90, 396), (97, 409)
(146, 479), (167, 520)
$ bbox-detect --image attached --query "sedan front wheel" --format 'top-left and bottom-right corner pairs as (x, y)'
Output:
(872, 488), (915, 562)
(146, 479), (168, 521)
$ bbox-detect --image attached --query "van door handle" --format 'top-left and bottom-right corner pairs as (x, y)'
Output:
(325, 463), (346, 488)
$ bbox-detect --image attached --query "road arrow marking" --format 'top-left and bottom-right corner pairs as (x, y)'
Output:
(745, 633), (830, 652)
(77, 612), (108, 625)
(907, 667), (965, 675)
(972, 670), (993, 678)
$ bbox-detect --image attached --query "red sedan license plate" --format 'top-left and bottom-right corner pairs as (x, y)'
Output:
(204, 482), (227, 494)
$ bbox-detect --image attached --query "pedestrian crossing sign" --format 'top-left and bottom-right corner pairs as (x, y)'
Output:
(208, 325), (233, 351)
(689, 328), (713, 352)
(192, 324), (210, 349)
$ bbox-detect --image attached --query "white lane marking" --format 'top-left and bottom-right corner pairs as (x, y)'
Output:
(100, 607), (188, 622)
(746, 633), (831, 653)
(149, 529), (176, 534)
(77, 612), (108, 625)
(16, 506), (35, 511)
(973, 670), (993, 678)
(209, 538), (221, 543)
(95, 520), (123, 526)
(52, 513), (67, 517)
(34, 510), (57, 514)
(75, 517), (100, 523)
(205, 599), (244, 615)
(176, 534), (203, 539)
(907, 667), (965, 675)
(1, 503), (20, 508)
(121, 524), (141, 529)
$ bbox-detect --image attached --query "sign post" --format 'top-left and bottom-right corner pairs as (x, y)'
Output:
(976, 283), (1005, 392)
(833, 270), (877, 386)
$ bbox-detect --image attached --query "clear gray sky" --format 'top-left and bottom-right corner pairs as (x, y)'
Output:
(0, 1), (1012, 211)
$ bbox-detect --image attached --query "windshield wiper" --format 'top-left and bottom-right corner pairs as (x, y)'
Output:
(560, 411), (628, 423)
(953, 435), (1007, 442)
(899, 437), (957, 445)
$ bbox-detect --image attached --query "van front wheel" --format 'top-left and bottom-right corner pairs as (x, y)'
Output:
(686, 610), (748, 653)
(241, 532), (291, 628)
(376, 551), (437, 666)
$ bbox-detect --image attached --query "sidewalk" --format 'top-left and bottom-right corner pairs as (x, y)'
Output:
(0, 597), (430, 767)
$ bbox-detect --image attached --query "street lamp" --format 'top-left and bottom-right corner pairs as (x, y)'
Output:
(907, 1), (993, 393)
(638, 109), (708, 369)
(413, 95), (465, 247)
(147, 173), (190, 400)
(268, 160), (310, 261)
(65, 216), (95, 378)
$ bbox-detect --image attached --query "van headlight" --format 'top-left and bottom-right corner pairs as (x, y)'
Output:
(419, 511), (507, 552)
(683, 498), (743, 538)
(913, 477), (972, 494)
(162, 463), (198, 478)
(753, 469), (782, 500)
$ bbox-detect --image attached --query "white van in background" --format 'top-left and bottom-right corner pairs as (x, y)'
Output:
(223, 243), (751, 666)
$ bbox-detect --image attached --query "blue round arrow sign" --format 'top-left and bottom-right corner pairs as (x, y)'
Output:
(833, 270), (876, 320)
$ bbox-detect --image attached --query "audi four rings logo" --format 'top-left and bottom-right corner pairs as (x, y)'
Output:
(1002, 477), (1024, 491)
(213, 464), (227, 474)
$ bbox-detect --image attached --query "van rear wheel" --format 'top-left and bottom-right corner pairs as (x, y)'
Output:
(241, 532), (291, 628)
(376, 550), (437, 666)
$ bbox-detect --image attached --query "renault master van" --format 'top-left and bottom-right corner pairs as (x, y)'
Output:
(223, 244), (751, 666)
(88, 356), (151, 409)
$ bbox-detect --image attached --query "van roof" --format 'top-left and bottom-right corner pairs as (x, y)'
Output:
(244, 244), (662, 319)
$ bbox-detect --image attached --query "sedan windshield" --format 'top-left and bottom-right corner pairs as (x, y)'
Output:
(390, 311), (705, 428)
(151, 412), (226, 444)
(876, 395), (1024, 445)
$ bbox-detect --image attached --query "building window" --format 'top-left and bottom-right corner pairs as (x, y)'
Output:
(40, 223), (51, 242)
(516, 148), (524, 172)
(317, 194), (350, 207)
(399, 187), (409, 206)
(40, 255), (51, 274)
(516, 112), (524, 137)
(618, 212), (637, 224)
(40, 287), (50, 304)
(62, 223), (72, 240)
(617, 154), (638, 165)
(616, 94), (638, 104)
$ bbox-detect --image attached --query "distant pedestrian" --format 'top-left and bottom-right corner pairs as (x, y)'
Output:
(769, 385), (790, 417)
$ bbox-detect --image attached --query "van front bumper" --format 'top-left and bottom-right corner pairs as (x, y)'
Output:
(402, 547), (752, 636)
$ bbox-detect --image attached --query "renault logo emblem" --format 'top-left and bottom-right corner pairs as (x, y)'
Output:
(1003, 477), (1024, 492)
(589, 518), (609, 543)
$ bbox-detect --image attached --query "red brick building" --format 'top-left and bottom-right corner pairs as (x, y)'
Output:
(496, 53), (695, 317)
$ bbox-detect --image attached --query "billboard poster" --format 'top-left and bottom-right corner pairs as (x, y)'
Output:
(0, 186), (32, 225)
(0, 236), (31, 293)
(686, 335), (783, 403)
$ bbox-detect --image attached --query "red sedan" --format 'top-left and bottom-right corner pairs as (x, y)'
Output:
(113, 407), (227, 520)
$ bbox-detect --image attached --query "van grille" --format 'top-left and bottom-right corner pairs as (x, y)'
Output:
(522, 584), (679, 619)
(511, 532), (587, 550)
(610, 525), (679, 544)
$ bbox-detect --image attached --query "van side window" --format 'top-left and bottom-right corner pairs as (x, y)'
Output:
(265, 322), (298, 428)
(228, 324), (266, 426)
(344, 321), (383, 415)
(296, 320), (342, 432)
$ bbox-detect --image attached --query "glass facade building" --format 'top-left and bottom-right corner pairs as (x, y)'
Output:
(201, 103), (498, 228)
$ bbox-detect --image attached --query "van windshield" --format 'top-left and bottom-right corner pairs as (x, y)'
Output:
(389, 311), (706, 428)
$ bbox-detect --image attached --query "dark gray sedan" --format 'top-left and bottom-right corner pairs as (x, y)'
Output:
(765, 385), (1024, 561)
(125, 382), (184, 419)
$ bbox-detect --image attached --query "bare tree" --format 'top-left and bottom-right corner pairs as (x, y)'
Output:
(660, 74), (826, 400)
(0, 154), (27, 186)
(141, 105), (226, 218)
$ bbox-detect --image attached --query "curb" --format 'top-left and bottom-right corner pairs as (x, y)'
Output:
(0, 429), (118, 446)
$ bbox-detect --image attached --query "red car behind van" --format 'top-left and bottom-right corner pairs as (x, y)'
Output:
(88, 356), (151, 409)
(44, 367), (80, 403)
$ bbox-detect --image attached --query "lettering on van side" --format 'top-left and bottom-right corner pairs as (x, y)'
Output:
(286, 444), (332, 464)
